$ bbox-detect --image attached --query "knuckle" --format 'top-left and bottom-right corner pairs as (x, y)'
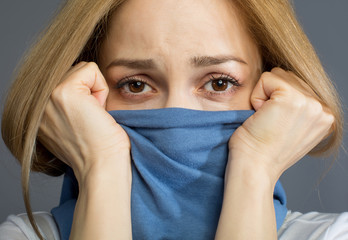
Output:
(270, 67), (284, 74)
(50, 85), (69, 103)
(323, 111), (336, 127)
(305, 99), (334, 127)
(50, 87), (60, 101)
(288, 94), (306, 110)
(260, 71), (273, 81)
(315, 102), (325, 115)
(325, 112), (335, 126)
(104, 84), (110, 94)
(308, 99), (323, 115)
(85, 62), (98, 71)
(79, 62), (100, 78)
(75, 61), (87, 67)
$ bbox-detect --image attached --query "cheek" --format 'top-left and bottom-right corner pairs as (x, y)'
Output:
(232, 90), (253, 110)
(104, 90), (135, 111)
(198, 85), (254, 111)
(105, 90), (165, 111)
(105, 92), (119, 111)
(227, 83), (255, 110)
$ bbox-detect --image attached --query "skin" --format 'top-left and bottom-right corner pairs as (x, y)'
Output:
(39, 0), (334, 239)
(99, 0), (261, 111)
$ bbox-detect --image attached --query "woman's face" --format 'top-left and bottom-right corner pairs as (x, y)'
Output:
(99, 0), (262, 111)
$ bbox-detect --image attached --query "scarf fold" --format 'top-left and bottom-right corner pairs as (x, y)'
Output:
(52, 108), (287, 240)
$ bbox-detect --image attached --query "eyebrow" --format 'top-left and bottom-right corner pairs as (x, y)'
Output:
(191, 55), (247, 67)
(106, 55), (247, 70)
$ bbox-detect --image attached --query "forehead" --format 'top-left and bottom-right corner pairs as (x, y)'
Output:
(101, 0), (260, 67)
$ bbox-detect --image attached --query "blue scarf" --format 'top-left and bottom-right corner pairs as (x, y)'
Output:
(52, 108), (287, 239)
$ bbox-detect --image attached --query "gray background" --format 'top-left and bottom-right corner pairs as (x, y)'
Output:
(0, 0), (347, 222)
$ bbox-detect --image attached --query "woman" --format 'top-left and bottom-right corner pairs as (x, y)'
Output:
(0, 0), (346, 239)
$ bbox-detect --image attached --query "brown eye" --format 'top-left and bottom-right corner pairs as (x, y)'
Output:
(211, 79), (228, 91)
(128, 81), (145, 93)
(116, 77), (153, 95)
(203, 75), (240, 93)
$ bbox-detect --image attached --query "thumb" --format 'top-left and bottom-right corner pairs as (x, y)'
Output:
(250, 70), (289, 111)
(78, 62), (109, 107)
(90, 67), (109, 108)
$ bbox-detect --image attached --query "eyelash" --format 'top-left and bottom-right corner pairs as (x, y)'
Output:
(115, 73), (241, 96)
(115, 76), (150, 90)
(204, 73), (241, 96)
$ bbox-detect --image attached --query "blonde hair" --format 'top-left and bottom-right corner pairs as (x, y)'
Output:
(1, 0), (343, 238)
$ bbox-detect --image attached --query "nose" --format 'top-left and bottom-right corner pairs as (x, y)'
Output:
(163, 87), (201, 110)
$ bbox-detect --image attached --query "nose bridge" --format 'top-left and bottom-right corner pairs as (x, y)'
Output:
(163, 75), (198, 109)
(164, 90), (189, 109)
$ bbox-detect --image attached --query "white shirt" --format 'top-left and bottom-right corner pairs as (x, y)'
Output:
(0, 212), (59, 240)
(1, 211), (348, 239)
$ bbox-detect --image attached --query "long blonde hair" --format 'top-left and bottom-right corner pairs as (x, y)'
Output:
(1, 0), (343, 238)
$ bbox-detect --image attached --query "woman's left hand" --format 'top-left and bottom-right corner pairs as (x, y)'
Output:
(227, 68), (334, 183)
(215, 68), (335, 240)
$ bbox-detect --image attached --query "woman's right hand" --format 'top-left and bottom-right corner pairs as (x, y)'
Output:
(39, 62), (133, 239)
(38, 61), (131, 184)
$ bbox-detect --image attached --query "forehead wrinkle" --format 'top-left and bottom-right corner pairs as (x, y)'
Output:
(106, 53), (249, 71)
(107, 58), (157, 70)
(102, 0), (261, 74)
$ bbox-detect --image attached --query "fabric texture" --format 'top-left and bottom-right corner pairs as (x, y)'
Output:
(0, 212), (59, 240)
(3, 211), (348, 240)
(51, 108), (287, 240)
(278, 211), (348, 240)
